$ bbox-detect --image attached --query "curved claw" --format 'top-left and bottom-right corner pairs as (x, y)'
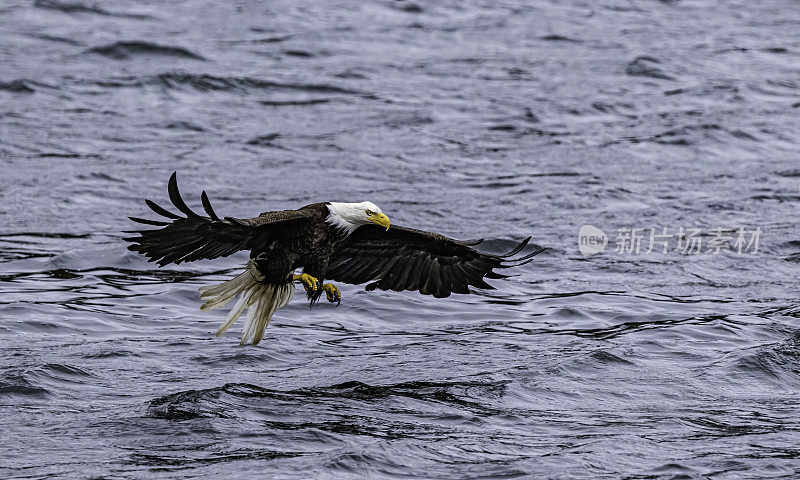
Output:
(293, 273), (319, 297)
(323, 283), (341, 305)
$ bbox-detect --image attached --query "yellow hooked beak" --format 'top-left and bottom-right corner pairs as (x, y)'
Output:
(371, 213), (390, 231)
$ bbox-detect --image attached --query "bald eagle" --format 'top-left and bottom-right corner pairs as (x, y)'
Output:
(125, 173), (543, 345)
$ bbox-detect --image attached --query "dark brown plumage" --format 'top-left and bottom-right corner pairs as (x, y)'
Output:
(124, 172), (544, 344)
(125, 172), (543, 299)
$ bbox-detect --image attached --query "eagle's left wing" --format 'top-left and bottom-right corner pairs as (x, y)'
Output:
(326, 224), (543, 298)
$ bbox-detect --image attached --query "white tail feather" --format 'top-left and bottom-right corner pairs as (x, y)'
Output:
(198, 260), (293, 345)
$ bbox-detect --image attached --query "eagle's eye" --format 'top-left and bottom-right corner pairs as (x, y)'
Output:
(365, 209), (374, 216)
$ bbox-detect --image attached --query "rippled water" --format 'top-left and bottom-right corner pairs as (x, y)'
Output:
(2, 0), (800, 478)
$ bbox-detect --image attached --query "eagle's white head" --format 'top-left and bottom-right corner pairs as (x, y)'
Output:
(326, 201), (390, 234)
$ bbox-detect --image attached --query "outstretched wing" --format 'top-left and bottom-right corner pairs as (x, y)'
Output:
(124, 172), (312, 266)
(326, 224), (544, 298)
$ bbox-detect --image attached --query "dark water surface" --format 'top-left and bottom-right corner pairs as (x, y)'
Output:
(2, 0), (800, 478)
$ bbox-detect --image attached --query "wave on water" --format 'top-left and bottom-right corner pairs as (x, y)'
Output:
(0, 372), (51, 398)
(89, 72), (362, 95)
(0, 79), (56, 93)
(731, 331), (800, 386)
(33, 0), (153, 19)
(625, 56), (675, 81)
(148, 380), (508, 421)
(85, 41), (205, 61)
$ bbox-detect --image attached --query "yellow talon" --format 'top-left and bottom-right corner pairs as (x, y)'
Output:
(293, 273), (319, 294)
(323, 284), (341, 304)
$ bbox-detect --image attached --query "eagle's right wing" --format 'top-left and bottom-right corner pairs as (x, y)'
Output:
(124, 172), (312, 266)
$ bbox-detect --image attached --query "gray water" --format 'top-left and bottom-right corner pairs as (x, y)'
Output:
(2, 0), (800, 478)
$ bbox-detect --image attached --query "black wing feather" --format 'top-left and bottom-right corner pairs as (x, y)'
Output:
(363, 257), (394, 284)
(394, 255), (416, 290)
(145, 198), (181, 219)
(329, 225), (544, 297)
(167, 173), (202, 219)
(201, 191), (222, 221)
(447, 264), (470, 294)
(128, 216), (170, 226)
(404, 255), (426, 291)
(428, 258), (445, 298)
(412, 255), (432, 291)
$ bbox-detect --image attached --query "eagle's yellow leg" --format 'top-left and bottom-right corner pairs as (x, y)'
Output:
(323, 283), (341, 304)
(293, 273), (319, 294)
